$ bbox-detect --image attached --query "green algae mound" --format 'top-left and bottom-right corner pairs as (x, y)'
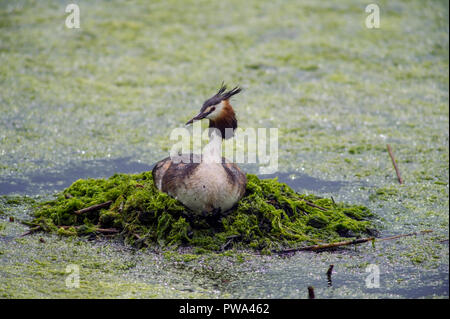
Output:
(32, 172), (377, 252)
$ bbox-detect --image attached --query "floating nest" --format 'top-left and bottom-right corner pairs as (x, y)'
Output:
(31, 172), (378, 253)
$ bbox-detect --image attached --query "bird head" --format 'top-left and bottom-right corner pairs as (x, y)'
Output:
(186, 84), (241, 139)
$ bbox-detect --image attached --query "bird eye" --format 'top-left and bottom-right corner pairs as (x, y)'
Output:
(211, 107), (216, 112)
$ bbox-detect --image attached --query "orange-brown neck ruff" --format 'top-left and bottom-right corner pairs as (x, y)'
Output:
(209, 100), (237, 139)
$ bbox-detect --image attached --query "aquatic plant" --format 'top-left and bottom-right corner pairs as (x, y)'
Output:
(31, 172), (377, 253)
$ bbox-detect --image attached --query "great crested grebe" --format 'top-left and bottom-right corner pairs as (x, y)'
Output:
(152, 84), (247, 214)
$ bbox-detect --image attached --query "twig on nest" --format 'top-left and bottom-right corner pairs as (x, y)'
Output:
(133, 233), (142, 240)
(95, 228), (120, 234)
(387, 144), (403, 184)
(74, 201), (113, 215)
(58, 225), (119, 234)
(220, 235), (241, 251)
(303, 200), (328, 212)
(274, 230), (433, 255)
(276, 237), (375, 254)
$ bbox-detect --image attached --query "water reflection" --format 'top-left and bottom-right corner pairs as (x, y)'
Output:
(0, 157), (349, 196)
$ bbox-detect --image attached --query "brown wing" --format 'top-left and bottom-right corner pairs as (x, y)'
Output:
(152, 154), (202, 192)
(221, 162), (247, 198)
(152, 156), (172, 191)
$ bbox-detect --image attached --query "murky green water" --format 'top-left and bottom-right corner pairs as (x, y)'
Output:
(0, 0), (448, 298)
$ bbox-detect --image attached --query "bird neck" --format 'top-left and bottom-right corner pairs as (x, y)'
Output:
(203, 129), (223, 163)
(208, 100), (237, 140)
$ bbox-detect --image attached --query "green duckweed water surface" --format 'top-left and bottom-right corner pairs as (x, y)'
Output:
(0, 0), (448, 298)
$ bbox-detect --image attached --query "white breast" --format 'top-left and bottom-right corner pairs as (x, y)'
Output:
(169, 163), (242, 213)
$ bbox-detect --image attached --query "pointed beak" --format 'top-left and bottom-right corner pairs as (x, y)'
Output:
(185, 114), (201, 126)
(185, 110), (210, 126)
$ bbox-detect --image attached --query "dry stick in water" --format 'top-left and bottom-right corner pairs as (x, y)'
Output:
(326, 265), (334, 277)
(58, 225), (120, 234)
(74, 201), (113, 215)
(20, 226), (41, 237)
(327, 264), (334, 286)
(277, 237), (375, 254)
(307, 286), (315, 299)
(376, 230), (433, 242)
(275, 230), (433, 254)
(387, 144), (403, 184)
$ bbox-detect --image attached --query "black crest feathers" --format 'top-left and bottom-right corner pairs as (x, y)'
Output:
(201, 83), (242, 111)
